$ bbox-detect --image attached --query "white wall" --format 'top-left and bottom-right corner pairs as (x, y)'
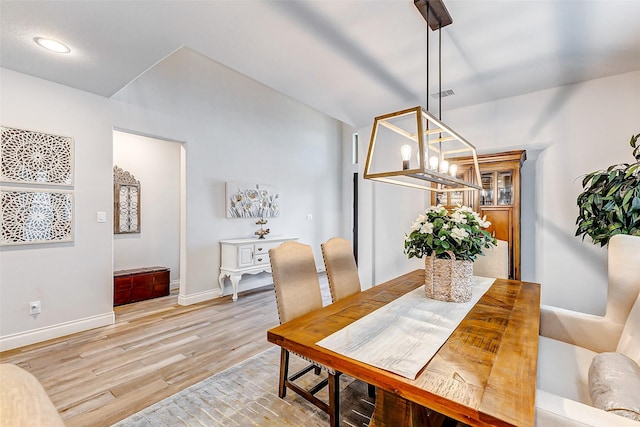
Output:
(111, 48), (346, 302)
(0, 69), (114, 350)
(358, 70), (640, 314)
(112, 131), (181, 284)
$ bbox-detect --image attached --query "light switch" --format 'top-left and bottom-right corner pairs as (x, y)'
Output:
(307, 214), (313, 221)
(97, 211), (107, 223)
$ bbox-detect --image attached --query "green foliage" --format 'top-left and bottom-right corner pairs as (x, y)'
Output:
(575, 133), (640, 246)
(404, 205), (497, 261)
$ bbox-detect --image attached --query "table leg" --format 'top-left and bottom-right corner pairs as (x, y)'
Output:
(218, 272), (227, 297)
(369, 389), (447, 427)
(229, 274), (241, 301)
(328, 372), (340, 427)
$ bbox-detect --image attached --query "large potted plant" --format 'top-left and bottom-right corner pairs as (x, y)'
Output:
(576, 133), (640, 246)
(404, 205), (496, 302)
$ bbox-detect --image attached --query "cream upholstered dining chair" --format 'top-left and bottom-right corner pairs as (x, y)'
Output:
(269, 241), (341, 427)
(536, 234), (640, 426)
(473, 239), (509, 279)
(321, 237), (377, 398)
(321, 237), (361, 303)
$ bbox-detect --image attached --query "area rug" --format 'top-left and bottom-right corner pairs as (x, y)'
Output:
(113, 346), (374, 426)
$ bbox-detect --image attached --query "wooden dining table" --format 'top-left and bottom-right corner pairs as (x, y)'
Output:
(267, 269), (541, 427)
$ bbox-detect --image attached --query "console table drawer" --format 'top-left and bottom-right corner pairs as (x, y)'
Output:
(254, 253), (270, 265)
(254, 241), (280, 255)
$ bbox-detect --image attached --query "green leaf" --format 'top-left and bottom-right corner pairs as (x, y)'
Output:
(625, 163), (639, 178)
(622, 190), (634, 210)
(606, 183), (622, 197)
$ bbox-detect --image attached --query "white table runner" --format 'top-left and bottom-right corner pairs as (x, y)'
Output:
(316, 276), (495, 380)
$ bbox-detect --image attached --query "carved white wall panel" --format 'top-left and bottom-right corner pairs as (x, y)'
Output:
(1, 188), (74, 245)
(1, 126), (74, 186)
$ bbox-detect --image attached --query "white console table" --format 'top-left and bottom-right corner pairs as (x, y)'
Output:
(219, 236), (299, 301)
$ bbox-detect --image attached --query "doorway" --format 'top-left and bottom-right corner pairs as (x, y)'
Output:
(112, 130), (185, 303)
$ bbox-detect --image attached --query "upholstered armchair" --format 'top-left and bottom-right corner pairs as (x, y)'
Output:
(0, 363), (65, 427)
(536, 234), (640, 426)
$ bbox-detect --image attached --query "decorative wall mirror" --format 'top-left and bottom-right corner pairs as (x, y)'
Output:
(113, 166), (140, 234)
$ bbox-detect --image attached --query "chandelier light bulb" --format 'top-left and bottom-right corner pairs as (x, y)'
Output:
(429, 156), (439, 170)
(401, 145), (412, 170)
(401, 145), (412, 161)
(440, 160), (449, 174)
(449, 164), (458, 177)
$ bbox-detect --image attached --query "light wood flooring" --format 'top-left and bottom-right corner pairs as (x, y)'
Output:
(0, 283), (303, 427)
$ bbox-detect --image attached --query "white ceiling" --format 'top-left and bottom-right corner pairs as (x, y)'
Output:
(2, 0), (640, 128)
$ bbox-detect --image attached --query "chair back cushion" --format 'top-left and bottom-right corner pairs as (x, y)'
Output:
(269, 241), (323, 324)
(607, 234), (640, 325)
(321, 237), (361, 302)
(617, 292), (640, 364)
(473, 239), (509, 279)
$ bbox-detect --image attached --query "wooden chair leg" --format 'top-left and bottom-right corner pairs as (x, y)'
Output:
(314, 366), (321, 375)
(328, 372), (341, 427)
(277, 348), (342, 425)
(279, 348), (289, 398)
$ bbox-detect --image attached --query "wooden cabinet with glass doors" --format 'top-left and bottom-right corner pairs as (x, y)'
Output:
(432, 150), (526, 280)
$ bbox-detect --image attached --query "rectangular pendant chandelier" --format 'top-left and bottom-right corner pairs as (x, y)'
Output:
(364, 106), (481, 192)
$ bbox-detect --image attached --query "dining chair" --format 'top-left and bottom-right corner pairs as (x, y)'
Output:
(473, 239), (509, 279)
(269, 241), (341, 427)
(321, 237), (361, 303)
(321, 237), (376, 399)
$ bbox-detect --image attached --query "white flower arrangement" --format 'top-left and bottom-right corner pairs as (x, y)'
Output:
(404, 205), (496, 261)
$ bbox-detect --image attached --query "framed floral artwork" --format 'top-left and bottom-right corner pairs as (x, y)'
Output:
(225, 181), (279, 218)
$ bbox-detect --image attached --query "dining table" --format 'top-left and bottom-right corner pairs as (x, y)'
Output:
(267, 269), (541, 427)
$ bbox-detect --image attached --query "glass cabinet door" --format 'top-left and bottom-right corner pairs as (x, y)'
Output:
(497, 172), (513, 205)
(480, 173), (494, 206)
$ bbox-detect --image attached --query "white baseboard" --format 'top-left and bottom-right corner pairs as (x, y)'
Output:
(170, 279), (180, 289)
(178, 289), (219, 306)
(0, 312), (115, 352)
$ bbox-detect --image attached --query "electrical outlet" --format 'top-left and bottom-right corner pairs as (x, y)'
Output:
(29, 301), (41, 315)
(307, 214), (313, 221)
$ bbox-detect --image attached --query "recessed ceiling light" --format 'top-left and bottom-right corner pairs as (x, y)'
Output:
(34, 37), (71, 54)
